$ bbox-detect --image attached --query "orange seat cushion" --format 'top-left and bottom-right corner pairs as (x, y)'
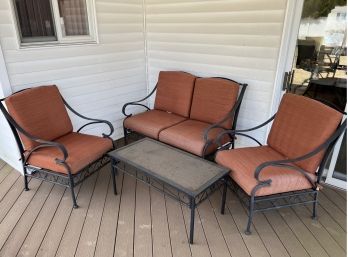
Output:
(267, 93), (343, 173)
(159, 119), (229, 157)
(5, 85), (73, 150)
(27, 132), (113, 174)
(215, 146), (315, 196)
(154, 71), (196, 117)
(124, 110), (187, 139)
(190, 78), (240, 128)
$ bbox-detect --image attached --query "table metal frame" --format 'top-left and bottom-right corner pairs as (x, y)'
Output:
(108, 142), (228, 244)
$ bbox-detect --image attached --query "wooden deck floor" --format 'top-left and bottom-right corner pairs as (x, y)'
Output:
(0, 159), (346, 257)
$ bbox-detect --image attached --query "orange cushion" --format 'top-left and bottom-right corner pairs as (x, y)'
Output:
(215, 146), (315, 196)
(267, 93), (343, 173)
(27, 132), (113, 174)
(154, 71), (196, 117)
(190, 78), (240, 128)
(5, 85), (73, 150)
(159, 119), (229, 157)
(124, 110), (187, 139)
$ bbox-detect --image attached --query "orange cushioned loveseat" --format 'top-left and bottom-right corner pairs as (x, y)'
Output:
(122, 71), (248, 158)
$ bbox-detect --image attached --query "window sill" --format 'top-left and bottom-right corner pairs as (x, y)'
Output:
(19, 40), (99, 50)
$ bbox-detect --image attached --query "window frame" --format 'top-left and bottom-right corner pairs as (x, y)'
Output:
(11, 0), (98, 48)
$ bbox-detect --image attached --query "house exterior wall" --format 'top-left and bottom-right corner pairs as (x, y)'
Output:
(145, 0), (287, 146)
(0, 0), (290, 170)
(0, 0), (147, 140)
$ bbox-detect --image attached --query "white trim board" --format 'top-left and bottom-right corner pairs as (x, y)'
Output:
(0, 43), (22, 173)
(0, 43), (12, 97)
(270, 0), (304, 115)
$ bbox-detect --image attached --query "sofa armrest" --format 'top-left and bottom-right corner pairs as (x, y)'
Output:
(214, 114), (276, 147)
(203, 83), (247, 142)
(122, 85), (158, 117)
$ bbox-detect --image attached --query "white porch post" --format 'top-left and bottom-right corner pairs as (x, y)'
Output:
(0, 43), (23, 173)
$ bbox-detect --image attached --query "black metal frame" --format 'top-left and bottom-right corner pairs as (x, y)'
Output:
(0, 87), (115, 208)
(215, 110), (347, 235)
(111, 162), (227, 244)
(108, 138), (229, 244)
(122, 73), (248, 158)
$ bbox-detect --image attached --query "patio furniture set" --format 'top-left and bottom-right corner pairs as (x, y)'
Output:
(0, 71), (346, 244)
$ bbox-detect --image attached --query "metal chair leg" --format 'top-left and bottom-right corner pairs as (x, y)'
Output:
(123, 127), (128, 145)
(68, 174), (78, 209)
(24, 174), (29, 191)
(189, 197), (196, 244)
(245, 196), (254, 235)
(312, 192), (318, 219)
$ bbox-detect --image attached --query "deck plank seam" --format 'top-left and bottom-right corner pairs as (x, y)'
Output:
(72, 171), (101, 257)
(92, 172), (112, 257)
(13, 183), (56, 257)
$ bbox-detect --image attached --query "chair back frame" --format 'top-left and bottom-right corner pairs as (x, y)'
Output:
(0, 86), (115, 208)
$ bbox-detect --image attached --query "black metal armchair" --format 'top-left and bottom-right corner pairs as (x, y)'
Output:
(214, 93), (346, 234)
(0, 85), (115, 208)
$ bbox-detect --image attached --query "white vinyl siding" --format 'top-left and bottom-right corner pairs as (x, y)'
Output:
(0, 0), (288, 151)
(145, 0), (287, 146)
(0, 0), (147, 140)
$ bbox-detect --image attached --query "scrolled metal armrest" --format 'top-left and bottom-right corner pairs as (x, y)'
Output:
(25, 140), (69, 164)
(62, 98), (114, 137)
(254, 161), (316, 188)
(122, 102), (150, 117)
(122, 85), (158, 117)
(76, 119), (114, 137)
(214, 114), (276, 147)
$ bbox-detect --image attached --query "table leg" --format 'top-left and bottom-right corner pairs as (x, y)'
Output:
(189, 197), (195, 244)
(220, 178), (227, 215)
(111, 159), (117, 195)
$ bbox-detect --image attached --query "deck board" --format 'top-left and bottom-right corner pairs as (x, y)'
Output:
(150, 188), (173, 257)
(55, 173), (98, 257)
(227, 192), (270, 257)
(134, 181), (153, 257)
(16, 185), (65, 257)
(75, 167), (110, 257)
(114, 171), (136, 257)
(0, 161), (344, 257)
(277, 207), (329, 257)
(166, 195), (191, 257)
(321, 187), (347, 214)
(0, 182), (53, 257)
(318, 192), (347, 230)
(94, 173), (124, 257)
(209, 190), (251, 257)
(35, 184), (82, 257)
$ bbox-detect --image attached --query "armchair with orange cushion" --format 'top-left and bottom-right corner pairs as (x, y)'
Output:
(122, 71), (248, 158)
(0, 85), (115, 208)
(214, 93), (346, 234)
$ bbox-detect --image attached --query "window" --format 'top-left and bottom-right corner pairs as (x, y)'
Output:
(13, 0), (97, 45)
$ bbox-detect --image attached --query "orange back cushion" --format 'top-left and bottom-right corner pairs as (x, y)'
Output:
(154, 71), (196, 117)
(5, 85), (73, 150)
(190, 78), (240, 128)
(267, 93), (343, 173)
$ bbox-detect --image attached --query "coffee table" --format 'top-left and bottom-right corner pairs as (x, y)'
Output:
(107, 138), (229, 244)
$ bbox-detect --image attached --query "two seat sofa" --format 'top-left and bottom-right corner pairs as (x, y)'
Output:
(122, 71), (247, 157)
